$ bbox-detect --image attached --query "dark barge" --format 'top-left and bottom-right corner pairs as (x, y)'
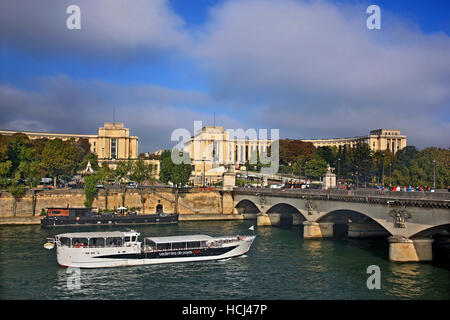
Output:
(41, 207), (178, 227)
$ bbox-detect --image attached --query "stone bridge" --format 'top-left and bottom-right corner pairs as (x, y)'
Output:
(232, 188), (450, 262)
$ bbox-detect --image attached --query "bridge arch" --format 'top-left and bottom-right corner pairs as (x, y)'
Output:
(235, 199), (261, 214)
(410, 223), (450, 239)
(317, 209), (392, 237)
(266, 203), (307, 221)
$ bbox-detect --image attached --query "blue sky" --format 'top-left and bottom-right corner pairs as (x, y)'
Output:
(0, 0), (449, 152)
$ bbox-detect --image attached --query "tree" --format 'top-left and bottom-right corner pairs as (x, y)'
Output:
(84, 174), (99, 207)
(18, 160), (42, 216)
(128, 159), (156, 214)
(159, 150), (173, 185)
(0, 160), (12, 188)
(41, 139), (80, 187)
(278, 139), (316, 167)
(305, 157), (328, 179)
(115, 160), (133, 206)
(97, 162), (115, 210)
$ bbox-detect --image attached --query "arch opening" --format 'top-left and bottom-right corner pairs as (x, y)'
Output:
(266, 203), (307, 227)
(235, 199), (260, 214)
(318, 209), (391, 238)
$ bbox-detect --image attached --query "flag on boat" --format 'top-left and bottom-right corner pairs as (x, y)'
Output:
(249, 225), (254, 231)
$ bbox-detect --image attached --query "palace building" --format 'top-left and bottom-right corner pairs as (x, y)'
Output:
(0, 122), (139, 162)
(302, 129), (407, 154)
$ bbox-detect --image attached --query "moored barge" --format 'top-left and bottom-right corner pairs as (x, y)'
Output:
(41, 207), (178, 227)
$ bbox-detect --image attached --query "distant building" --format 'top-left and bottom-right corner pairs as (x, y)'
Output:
(302, 129), (407, 154)
(0, 122), (139, 162)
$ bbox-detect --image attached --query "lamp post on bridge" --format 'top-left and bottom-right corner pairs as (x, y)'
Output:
(389, 163), (392, 188)
(337, 158), (340, 186)
(433, 159), (436, 189)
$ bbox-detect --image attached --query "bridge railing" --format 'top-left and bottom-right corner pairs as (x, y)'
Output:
(233, 187), (450, 202)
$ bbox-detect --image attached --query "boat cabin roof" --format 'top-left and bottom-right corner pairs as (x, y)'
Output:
(145, 234), (214, 244)
(56, 230), (138, 239)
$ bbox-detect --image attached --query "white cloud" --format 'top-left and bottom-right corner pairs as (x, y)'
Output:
(0, 0), (187, 58)
(187, 0), (450, 148)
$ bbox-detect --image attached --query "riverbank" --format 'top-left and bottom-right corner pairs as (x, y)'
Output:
(0, 188), (242, 225)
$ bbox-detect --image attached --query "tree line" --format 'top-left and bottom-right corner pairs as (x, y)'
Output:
(275, 139), (449, 189)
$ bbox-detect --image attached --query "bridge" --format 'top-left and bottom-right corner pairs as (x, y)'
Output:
(232, 188), (450, 262)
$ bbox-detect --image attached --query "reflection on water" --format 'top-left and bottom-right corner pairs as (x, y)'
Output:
(386, 263), (426, 298)
(0, 222), (448, 300)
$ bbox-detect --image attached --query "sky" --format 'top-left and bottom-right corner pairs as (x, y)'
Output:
(0, 0), (449, 153)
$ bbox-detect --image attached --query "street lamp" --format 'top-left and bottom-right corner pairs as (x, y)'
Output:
(202, 157), (206, 187)
(433, 159), (436, 189)
(337, 158), (340, 184)
(389, 163), (392, 188)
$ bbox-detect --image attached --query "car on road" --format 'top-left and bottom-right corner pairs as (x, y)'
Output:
(96, 184), (105, 189)
(127, 182), (138, 189)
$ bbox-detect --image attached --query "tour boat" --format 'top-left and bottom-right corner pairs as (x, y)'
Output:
(44, 229), (255, 268)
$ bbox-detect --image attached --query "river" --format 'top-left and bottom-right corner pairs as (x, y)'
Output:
(0, 221), (448, 299)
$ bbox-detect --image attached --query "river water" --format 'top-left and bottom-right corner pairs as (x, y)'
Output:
(0, 221), (448, 300)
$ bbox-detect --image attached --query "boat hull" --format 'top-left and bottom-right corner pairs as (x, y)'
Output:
(41, 214), (178, 227)
(56, 236), (255, 268)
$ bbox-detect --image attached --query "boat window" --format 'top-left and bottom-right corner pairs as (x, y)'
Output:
(125, 236), (131, 242)
(131, 236), (136, 242)
(172, 242), (187, 250)
(89, 238), (105, 248)
(106, 237), (123, 247)
(157, 243), (171, 250)
(200, 241), (207, 248)
(72, 238), (88, 248)
(187, 241), (201, 249)
(146, 240), (156, 249)
(59, 237), (71, 247)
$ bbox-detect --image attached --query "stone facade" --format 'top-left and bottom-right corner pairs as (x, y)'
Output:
(0, 122), (139, 162)
(302, 129), (407, 154)
(0, 188), (237, 221)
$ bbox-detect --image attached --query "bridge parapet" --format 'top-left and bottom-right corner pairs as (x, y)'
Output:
(233, 188), (450, 209)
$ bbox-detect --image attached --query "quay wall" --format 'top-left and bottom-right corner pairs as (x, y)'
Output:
(0, 188), (238, 225)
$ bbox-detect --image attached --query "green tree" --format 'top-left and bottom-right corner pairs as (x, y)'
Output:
(159, 150), (173, 185)
(97, 162), (116, 210)
(41, 139), (81, 187)
(8, 182), (26, 216)
(84, 174), (99, 207)
(0, 160), (12, 188)
(128, 159), (156, 214)
(115, 160), (133, 206)
(18, 160), (42, 216)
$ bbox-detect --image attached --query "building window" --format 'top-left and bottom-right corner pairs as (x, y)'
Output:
(111, 139), (117, 159)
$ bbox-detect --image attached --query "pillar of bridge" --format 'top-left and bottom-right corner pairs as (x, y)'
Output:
(268, 213), (281, 226)
(257, 213), (272, 227)
(303, 221), (334, 239)
(388, 236), (433, 262)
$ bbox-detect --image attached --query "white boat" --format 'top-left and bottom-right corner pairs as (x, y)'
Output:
(44, 230), (256, 268)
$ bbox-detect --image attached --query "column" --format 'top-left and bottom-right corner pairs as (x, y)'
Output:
(388, 235), (433, 262)
(303, 221), (334, 239)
